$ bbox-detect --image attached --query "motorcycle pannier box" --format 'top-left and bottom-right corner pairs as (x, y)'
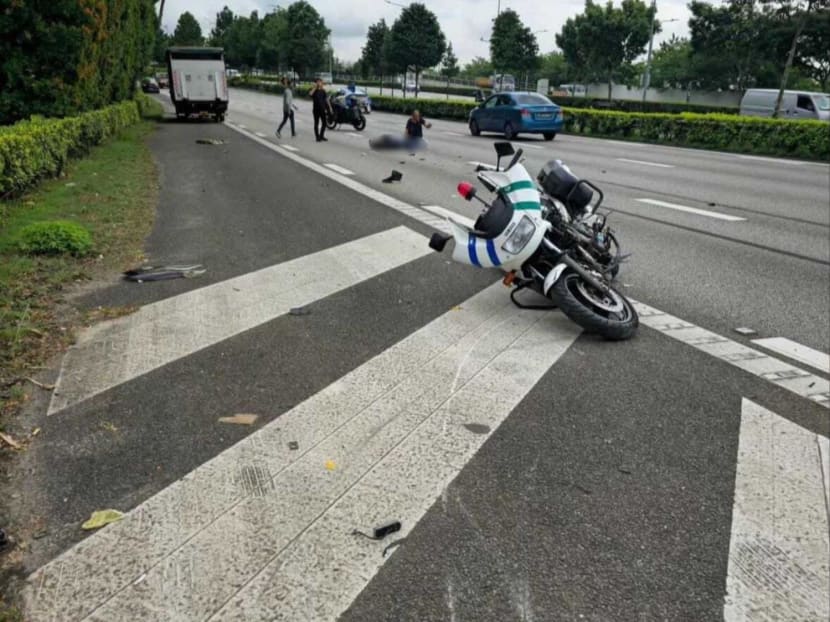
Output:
(537, 160), (593, 212)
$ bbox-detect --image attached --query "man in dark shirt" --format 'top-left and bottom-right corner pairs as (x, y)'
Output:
(405, 109), (431, 139)
(309, 78), (332, 142)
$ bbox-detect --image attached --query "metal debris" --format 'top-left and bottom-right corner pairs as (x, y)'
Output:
(124, 264), (205, 282)
(196, 138), (227, 145)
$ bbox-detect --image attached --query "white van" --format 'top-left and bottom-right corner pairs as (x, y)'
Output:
(167, 47), (229, 122)
(740, 89), (829, 121)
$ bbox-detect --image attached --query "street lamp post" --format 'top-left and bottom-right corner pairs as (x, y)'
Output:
(642, 1), (678, 103)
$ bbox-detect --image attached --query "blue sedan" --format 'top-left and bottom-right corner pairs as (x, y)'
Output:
(469, 92), (563, 141)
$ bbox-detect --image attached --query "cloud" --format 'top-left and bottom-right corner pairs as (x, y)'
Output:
(161, 0), (693, 65)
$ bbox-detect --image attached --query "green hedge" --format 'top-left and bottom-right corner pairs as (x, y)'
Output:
(0, 100), (140, 197)
(563, 109), (829, 160)
(549, 96), (739, 115)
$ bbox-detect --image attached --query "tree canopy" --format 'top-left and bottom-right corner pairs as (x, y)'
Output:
(360, 19), (390, 79)
(490, 9), (540, 76)
(172, 11), (204, 47)
(0, 0), (156, 123)
(557, 0), (655, 99)
(386, 3), (446, 88)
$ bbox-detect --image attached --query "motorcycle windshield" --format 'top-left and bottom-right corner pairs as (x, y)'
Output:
(478, 164), (542, 213)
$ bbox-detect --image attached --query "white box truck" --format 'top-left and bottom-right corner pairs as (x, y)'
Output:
(167, 47), (229, 122)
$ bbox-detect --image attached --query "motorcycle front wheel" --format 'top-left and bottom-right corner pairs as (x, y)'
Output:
(325, 113), (338, 130)
(353, 115), (366, 131)
(550, 271), (638, 340)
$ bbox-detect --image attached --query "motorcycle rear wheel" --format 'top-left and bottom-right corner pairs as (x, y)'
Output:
(550, 271), (638, 340)
(353, 116), (366, 131)
(325, 114), (337, 130)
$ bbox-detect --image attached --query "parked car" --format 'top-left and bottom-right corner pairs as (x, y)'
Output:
(740, 89), (829, 121)
(141, 77), (160, 93)
(469, 92), (563, 141)
(155, 73), (169, 89)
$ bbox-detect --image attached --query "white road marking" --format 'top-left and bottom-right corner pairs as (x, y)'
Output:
(521, 144), (543, 150)
(346, 132), (363, 138)
(633, 301), (830, 408)
(724, 399), (829, 621)
(324, 163), (356, 176)
(225, 123), (828, 410)
(751, 338), (830, 374)
(616, 158), (675, 168)
(636, 198), (747, 222)
(444, 131), (465, 137)
(47, 227), (431, 415)
(419, 204), (476, 229)
(279, 144), (299, 152)
(738, 154), (805, 166)
(23, 284), (581, 621)
(254, 132), (267, 138)
(467, 161), (496, 170)
(237, 124), (247, 129)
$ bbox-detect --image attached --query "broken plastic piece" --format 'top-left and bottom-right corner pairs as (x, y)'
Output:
(287, 441), (299, 450)
(218, 414), (259, 425)
(82, 509), (124, 530)
(462, 423), (490, 435)
(196, 138), (226, 145)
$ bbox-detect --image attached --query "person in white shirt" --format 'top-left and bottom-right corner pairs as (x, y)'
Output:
(276, 78), (298, 138)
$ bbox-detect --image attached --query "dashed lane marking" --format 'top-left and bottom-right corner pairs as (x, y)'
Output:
(324, 163), (356, 176)
(616, 158), (675, 168)
(636, 198), (747, 222)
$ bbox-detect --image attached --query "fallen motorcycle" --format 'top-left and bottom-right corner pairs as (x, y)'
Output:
(429, 142), (638, 340)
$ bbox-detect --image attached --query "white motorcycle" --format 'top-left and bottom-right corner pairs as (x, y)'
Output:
(429, 142), (638, 340)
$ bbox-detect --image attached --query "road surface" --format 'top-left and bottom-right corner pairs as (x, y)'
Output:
(9, 89), (829, 622)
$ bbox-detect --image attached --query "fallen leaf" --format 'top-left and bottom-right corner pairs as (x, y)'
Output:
(31, 427), (41, 437)
(325, 460), (336, 471)
(218, 413), (259, 425)
(82, 509), (124, 530)
(452, 305), (463, 311)
(0, 432), (22, 450)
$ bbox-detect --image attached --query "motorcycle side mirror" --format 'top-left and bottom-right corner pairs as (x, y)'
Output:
(457, 182), (477, 201)
(494, 141), (514, 170)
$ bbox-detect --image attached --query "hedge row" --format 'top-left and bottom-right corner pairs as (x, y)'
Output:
(0, 100), (141, 197)
(549, 96), (739, 115)
(229, 79), (829, 160)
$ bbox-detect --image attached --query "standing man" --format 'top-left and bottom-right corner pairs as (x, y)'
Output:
(309, 78), (332, 142)
(276, 78), (297, 138)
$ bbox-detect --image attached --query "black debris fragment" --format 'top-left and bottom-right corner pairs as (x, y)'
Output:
(287, 441), (299, 450)
(352, 520), (402, 541)
(462, 423), (490, 435)
(382, 170), (403, 184)
(0, 528), (9, 551)
(196, 138), (226, 145)
(289, 307), (311, 316)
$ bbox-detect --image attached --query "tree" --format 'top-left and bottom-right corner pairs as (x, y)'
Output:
(257, 9), (287, 71)
(279, 1), (329, 78)
(649, 35), (696, 89)
(490, 9), (540, 88)
(796, 7), (830, 89)
(361, 19), (390, 92)
(208, 6), (234, 48)
(557, 0), (655, 100)
(538, 52), (571, 87)
(387, 3), (446, 97)
(225, 12), (262, 69)
(172, 11), (203, 47)
(153, 27), (171, 63)
(460, 56), (494, 78)
(440, 43), (459, 98)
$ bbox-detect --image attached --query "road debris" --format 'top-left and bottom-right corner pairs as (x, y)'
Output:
(462, 423), (490, 435)
(287, 441), (299, 450)
(31, 427), (41, 438)
(25, 377), (55, 390)
(289, 307), (311, 316)
(0, 529), (9, 550)
(0, 432), (22, 450)
(734, 327), (757, 336)
(99, 421), (118, 433)
(352, 520), (402, 541)
(124, 264), (205, 282)
(325, 459), (337, 471)
(382, 170), (403, 183)
(196, 138), (226, 145)
(383, 539), (405, 557)
(81, 509), (124, 530)
(218, 413), (259, 425)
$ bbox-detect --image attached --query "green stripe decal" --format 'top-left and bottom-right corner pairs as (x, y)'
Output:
(512, 201), (541, 211)
(502, 180), (536, 194)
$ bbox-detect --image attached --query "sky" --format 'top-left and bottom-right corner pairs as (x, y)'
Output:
(160, 0), (693, 65)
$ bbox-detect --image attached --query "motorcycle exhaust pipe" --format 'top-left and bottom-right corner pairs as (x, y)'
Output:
(542, 238), (609, 294)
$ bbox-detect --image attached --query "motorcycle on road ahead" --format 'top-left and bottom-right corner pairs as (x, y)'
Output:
(429, 142), (638, 340)
(326, 95), (366, 131)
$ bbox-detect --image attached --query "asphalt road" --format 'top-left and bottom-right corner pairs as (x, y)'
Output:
(5, 91), (829, 622)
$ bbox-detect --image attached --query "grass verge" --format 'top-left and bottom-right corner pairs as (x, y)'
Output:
(0, 120), (159, 420)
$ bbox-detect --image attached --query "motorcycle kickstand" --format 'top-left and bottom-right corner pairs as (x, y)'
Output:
(509, 282), (558, 311)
